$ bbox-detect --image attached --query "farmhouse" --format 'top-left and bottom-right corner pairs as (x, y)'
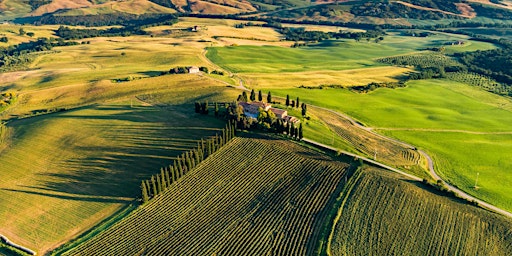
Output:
(188, 66), (200, 74)
(238, 101), (299, 123)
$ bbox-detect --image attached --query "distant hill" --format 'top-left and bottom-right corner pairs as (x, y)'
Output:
(2, 0), (512, 25)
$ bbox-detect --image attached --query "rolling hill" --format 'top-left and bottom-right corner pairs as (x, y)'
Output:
(55, 135), (512, 255)
(3, 0), (512, 24)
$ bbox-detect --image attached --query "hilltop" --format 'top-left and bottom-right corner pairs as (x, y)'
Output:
(3, 0), (512, 26)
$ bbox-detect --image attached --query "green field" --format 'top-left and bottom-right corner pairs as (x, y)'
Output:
(267, 80), (512, 212)
(206, 33), (496, 74)
(330, 167), (512, 255)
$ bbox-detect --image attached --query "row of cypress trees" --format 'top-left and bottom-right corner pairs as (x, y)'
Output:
(140, 121), (236, 203)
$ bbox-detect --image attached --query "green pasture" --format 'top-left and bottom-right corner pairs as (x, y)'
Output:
(206, 33), (496, 74)
(268, 79), (512, 212)
(382, 130), (512, 212)
(269, 80), (512, 132)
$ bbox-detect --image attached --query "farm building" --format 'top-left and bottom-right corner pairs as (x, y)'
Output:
(238, 101), (299, 123)
(188, 66), (200, 74)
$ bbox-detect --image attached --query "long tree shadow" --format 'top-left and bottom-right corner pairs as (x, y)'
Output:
(17, 103), (226, 202)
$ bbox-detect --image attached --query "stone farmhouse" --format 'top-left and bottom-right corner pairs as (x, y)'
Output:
(238, 101), (300, 123)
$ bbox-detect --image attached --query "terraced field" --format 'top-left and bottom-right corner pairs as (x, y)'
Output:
(62, 135), (354, 255)
(330, 167), (512, 255)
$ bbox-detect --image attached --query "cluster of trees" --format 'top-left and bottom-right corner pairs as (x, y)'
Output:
(141, 122), (236, 203)
(55, 26), (141, 40)
(351, 1), (456, 20)
(194, 102), (211, 115)
(455, 43), (512, 85)
(19, 13), (178, 27)
(0, 38), (78, 71)
(27, 0), (51, 10)
(0, 92), (16, 108)
(284, 94), (307, 116)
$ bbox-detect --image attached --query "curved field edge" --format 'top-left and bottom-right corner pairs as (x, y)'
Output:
(57, 135), (355, 255)
(328, 168), (512, 256)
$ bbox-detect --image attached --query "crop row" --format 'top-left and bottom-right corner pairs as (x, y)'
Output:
(330, 169), (512, 256)
(65, 136), (351, 255)
(319, 113), (421, 167)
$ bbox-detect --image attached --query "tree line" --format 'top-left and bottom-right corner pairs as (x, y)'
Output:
(141, 121), (236, 203)
(0, 37), (78, 71)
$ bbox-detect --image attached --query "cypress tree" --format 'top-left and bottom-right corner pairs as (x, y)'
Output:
(156, 173), (162, 194)
(207, 140), (212, 156)
(299, 123), (303, 140)
(242, 91), (248, 102)
(250, 89), (256, 101)
(141, 181), (149, 203)
(258, 90), (263, 101)
(302, 103), (307, 117)
(181, 153), (188, 173)
(296, 97), (300, 108)
(287, 122), (291, 135)
(294, 127), (299, 139)
(176, 157), (183, 177)
(186, 151), (193, 170)
(145, 180), (151, 197)
(170, 165), (176, 182)
(194, 102), (200, 113)
(286, 94), (290, 106)
(151, 175), (158, 197)
(267, 91), (272, 103)
(165, 167), (172, 186)
(160, 168), (167, 190)
(194, 149), (200, 165)
(291, 123), (296, 137)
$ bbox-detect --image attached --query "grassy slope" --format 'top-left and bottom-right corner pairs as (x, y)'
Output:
(0, 86), (232, 253)
(206, 29), (512, 211)
(0, 22), (244, 253)
(331, 167), (512, 255)
(269, 80), (512, 212)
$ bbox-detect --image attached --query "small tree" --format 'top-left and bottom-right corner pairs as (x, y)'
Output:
(291, 100), (295, 108)
(301, 103), (307, 117)
(296, 97), (300, 108)
(250, 89), (256, 101)
(214, 102), (219, 117)
(151, 176), (158, 197)
(242, 91), (248, 102)
(141, 181), (149, 203)
(286, 95), (290, 106)
(194, 102), (201, 113)
(19, 28), (25, 35)
(267, 91), (272, 103)
(258, 90), (263, 101)
(298, 123), (303, 140)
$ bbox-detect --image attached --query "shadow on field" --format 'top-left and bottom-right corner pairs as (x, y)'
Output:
(403, 179), (477, 206)
(0, 188), (131, 204)
(11, 103), (224, 202)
